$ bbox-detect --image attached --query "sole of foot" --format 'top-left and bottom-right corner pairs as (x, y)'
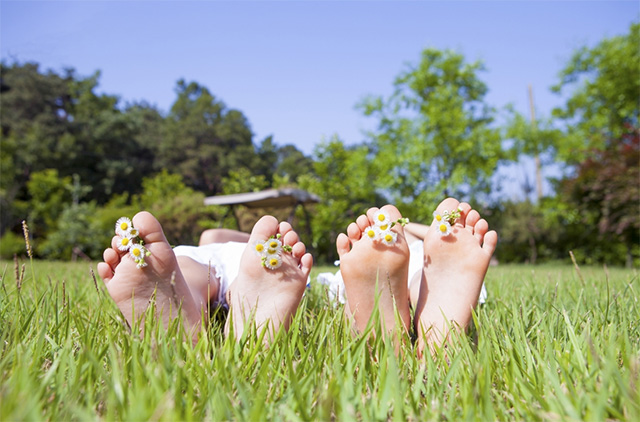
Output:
(225, 215), (313, 341)
(336, 205), (411, 337)
(97, 211), (202, 339)
(414, 198), (498, 356)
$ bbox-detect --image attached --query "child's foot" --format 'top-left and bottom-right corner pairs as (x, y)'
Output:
(336, 205), (411, 335)
(414, 198), (497, 356)
(97, 212), (203, 337)
(225, 216), (313, 340)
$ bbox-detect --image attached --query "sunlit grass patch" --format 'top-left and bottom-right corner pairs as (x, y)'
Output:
(1, 259), (638, 420)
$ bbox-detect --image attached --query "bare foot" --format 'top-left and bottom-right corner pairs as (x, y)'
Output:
(225, 216), (313, 340)
(336, 205), (411, 336)
(97, 212), (203, 339)
(414, 198), (498, 356)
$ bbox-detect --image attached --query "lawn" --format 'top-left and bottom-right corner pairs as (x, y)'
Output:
(1, 259), (638, 420)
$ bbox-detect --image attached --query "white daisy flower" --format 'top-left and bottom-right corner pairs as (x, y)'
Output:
(380, 230), (398, 246)
(436, 221), (452, 236)
(363, 225), (379, 241)
(254, 240), (267, 256)
(116, 234), (134, 251)
(115, 217), (133, 236)
(433, 211), (444, 223)
(129, 227), (139, 237)
(265, 238), (283, 255)
(373, 210), (391, 227)
(135, 260), (148, 269)
(263, 254), (283, 270)
(129, 243), (148, 263)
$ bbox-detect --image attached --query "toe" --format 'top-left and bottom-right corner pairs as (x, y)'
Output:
(291, 241), (306, 258)
(356, 214), (371, 231)
(97, 261), (114, 284)
(283, 230), (299, 246)
(336, 233), (351, 257)
(434, 197), (460, 214)
(347, 222), (362, 241)
(103, 247), (120, 269)
(379, 204), (403, 220)
(248, 215), (280, 242)
(278, 221), (293, 236)
(457, 202), (472, 227)
(300, 253), (313, 278)
(474, 219), (489, 243)
(465, 210), (481, 233)
(483, 230), (498, 255)
(132, 211), (169, 244)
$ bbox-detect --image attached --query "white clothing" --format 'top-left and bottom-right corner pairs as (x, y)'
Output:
(173, 242), (246, 307)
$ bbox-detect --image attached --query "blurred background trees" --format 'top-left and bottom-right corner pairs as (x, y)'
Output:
(1, 22), (638, 265)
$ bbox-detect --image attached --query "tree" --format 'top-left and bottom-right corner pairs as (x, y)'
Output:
(160, 80), (257, 194)
(360, 48), (503, 221)
(254, 137), (314, 185)
(66, 72), (156, 201)
(298, 137), (384, 262)
(551, 22), (640, 163)
(561, 130), (639, 266)
(504, 99), (562, 202)
(0, 61), (74, 235)
(0, 62), (155, 239)
(552, 21), (639, 266)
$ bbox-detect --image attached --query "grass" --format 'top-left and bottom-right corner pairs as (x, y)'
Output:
(1, 259), (638, 421)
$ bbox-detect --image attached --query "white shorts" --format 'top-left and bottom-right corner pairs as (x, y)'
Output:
(173, 242), (246, 306)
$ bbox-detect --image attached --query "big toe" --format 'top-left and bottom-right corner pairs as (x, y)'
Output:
(132, 211), (169, 245)
(249, 215), (280, 243)
(434, 197), (461, 214)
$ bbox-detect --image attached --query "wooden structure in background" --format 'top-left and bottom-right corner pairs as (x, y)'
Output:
(203, 188), (320, 233)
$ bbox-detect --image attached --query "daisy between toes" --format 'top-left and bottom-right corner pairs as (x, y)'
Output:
(114, 217), (151, 268)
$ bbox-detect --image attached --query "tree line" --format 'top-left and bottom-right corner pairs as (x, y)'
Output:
(1, 22), (637, 266)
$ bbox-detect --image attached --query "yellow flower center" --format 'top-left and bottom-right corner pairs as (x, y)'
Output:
(269, 258), (279, 266)
(384, 234), (393, 242)
(130, 229), (138, 236)
(366, 229), (376, 238)
(435, 214), (442, 222)
(121, 238), (129, 246)
(255, 244), (264, 252)
(379, 224), (388, 231)
(132, 248), (141, 257)
(377, 214), (386, 222)
(269, 241), (279, 249)
(439, 224), (448, 233)
(120, 222), (129, 230)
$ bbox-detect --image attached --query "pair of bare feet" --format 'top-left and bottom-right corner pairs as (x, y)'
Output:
(97, 198), (496, 355)
(98, 214), (313, 342)
(337, 198), (497, 355)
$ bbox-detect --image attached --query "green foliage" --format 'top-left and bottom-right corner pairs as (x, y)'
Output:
(0, 62), (156, 238)
(134, 169), (191, 210)
(222, 168), (269, 195)
(560, 132), (640, 266)
(547, 21), (640, 267)
(552, 21), (640, 163)
(505, 109), (561, 160)
(24, 169), (73, 236)
(360, 48), (503, 221)
(0, 231), (27, 259)
(132, 170), (213, 246)
(159, 80), (257, 194)
(1, 262), (638, 420)
(299, 137), (383, 263)
(40, 201), (103, 260)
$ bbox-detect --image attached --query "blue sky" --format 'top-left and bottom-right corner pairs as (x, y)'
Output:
(2, 0), (638, 198)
